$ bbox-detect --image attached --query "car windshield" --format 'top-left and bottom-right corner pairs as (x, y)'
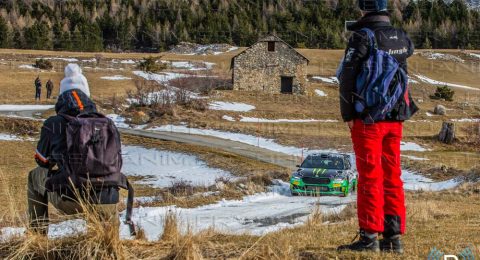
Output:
(301, 156), (345, 170)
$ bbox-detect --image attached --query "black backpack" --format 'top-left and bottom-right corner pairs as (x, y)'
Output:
(61, 112), (136, 235)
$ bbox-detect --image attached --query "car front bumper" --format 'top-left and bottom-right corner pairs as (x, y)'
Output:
(290, 180), (348, 196)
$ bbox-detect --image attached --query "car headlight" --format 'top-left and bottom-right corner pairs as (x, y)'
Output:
(292, 176), (301, 180)
(333, 178), (345, 183)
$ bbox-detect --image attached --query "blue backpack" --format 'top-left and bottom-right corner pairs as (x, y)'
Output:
(337, 28), (408, 124)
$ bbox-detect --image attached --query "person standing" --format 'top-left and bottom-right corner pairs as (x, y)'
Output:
(34, 76), (42, 101)
(46, 79), (54, 99)
(337, 0), (417, 254)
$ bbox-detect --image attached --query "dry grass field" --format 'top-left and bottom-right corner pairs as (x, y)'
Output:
(0, 48), (479, 259)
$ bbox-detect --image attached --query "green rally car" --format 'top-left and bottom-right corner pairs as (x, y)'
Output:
(290, 153), (357, 197)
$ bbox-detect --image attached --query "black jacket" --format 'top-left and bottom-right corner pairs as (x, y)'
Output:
(339, 11), (418, 122)
(35, 89), (119, 203)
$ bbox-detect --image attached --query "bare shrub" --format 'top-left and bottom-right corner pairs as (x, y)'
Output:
(169, 75), (232, 95)
(34, 59), (53, 70)
(168, 180), (195, 196)
(137, 56), (166, 73)
(127, 77), (167, 107)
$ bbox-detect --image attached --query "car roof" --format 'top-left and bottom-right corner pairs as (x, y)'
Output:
(305, 153), (347, 160)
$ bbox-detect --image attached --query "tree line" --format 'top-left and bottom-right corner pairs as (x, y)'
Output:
(0, 0), (479, 52)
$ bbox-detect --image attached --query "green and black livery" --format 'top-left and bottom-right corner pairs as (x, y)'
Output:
(290, 153), (357, 197)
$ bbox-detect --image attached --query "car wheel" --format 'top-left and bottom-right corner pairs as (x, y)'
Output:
(291, 191), (299, 196)
(342, 187), (349, 197)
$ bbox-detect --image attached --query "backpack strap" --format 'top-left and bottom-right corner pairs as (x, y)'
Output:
(125, 180), (136, 236)
(359, 28), (378, 52)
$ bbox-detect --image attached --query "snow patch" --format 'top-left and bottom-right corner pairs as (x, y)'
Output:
(222, 115), (235, 122)
(315, 89), (327, 97)
(39, 57), (79, 62)
(122, 145), (234, 188)
(0, 219), (86, 241)
(209, 101), (255, 112)
(450, 118), (480, 122)
(0, 104), (54, 111)
(402, 171), (460, 191)
(132, 71), (189, 84)
(18, 64), (37, 70)
(312, 76), (339, 84)
(238, 116), (337, 123)
(468, 53), (480, 59)
(112, 59), (136, 64)
(415, 74), (479, 91)
(421, 52), (465, 63)
(119, 180), (353, 240)
(169, 61), (215, 70)
(400, 141), (429, 152)
(100, 75), (132, 81)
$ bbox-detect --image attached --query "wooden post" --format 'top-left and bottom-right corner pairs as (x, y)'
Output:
(438, 121), (455, 144)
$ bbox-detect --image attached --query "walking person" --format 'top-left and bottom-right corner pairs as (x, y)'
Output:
(28, 64), (135, 236)
(34, 76), (42, 101)
(45, 79), (54, 99)
(336, 0), (418, 254)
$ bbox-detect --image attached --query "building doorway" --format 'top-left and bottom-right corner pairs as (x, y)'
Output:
(281, 76), (293, 93)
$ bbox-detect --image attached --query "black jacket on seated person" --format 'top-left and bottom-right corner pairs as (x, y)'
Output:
(35, 89), (119, 204)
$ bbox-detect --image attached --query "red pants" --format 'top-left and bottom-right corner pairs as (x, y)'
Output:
(351, 119), (405, 235)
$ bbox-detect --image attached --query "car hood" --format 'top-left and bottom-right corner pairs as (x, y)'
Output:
(295, 168), (346, 179)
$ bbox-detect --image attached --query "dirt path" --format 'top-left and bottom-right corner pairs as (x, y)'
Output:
(119, 128), (299, 170)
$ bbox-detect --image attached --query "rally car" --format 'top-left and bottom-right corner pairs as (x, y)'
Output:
(290, 153), (357, 197)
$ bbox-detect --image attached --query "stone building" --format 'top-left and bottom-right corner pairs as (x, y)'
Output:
(231, 35), (309, 94)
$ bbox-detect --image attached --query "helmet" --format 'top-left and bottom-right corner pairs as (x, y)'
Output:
(357, 0), (387, 12)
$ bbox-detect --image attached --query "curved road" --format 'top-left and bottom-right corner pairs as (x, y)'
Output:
(119, 128), (299, 170)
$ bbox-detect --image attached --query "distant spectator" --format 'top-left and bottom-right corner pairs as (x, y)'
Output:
(34, 76), (42, 101)
(46, 79), (54, 99)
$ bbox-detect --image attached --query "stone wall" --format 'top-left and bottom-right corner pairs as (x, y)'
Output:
(232, 39), (308, 94)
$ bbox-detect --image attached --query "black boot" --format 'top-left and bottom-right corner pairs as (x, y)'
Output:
(381, 215), (404, 254)
(337, 230), (380, 252)
(380, 235), (404, 254)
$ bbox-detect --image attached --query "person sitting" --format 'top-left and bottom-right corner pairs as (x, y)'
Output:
(28, 64), (134, 235)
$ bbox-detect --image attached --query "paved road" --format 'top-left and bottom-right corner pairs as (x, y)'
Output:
(119, 128), (299, 170)
(0, 109), (299, 169)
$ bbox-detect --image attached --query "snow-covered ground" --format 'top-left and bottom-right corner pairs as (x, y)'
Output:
(39, 57), (79, 62)
(238, 116), (337, 123)
(0, 219), (86, 242)
(414, 74), (479, 91)
(169, 61), (215, 71)
(468, 53), (480, 59)
(122, 145), (234, 188)
(209, 101), (256, 112)
(0, 104), (54, 111)
(400, 141), (429, 152)
(450, 118), (480, 123)
(132, 71), (189, 83)
(312, 76), (338, 84)
(315, 89), (327, 97)
(112, 59), (136, 64)
(0, 133), (34, 142)
(402, 171), (460, 191)
(420, 52), (465, 63)
(18, 64), (37, 70)
(100, 75), (132, 81)
(119, 180), (353, 240)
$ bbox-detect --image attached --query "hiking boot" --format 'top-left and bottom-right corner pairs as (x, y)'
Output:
(337, 230), (380, 252)
(380, 235), (404, 254)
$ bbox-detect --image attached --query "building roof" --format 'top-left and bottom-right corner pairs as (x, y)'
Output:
(231, 34), (310, 69)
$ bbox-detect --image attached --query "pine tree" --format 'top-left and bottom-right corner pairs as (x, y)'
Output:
(0, 16), (9, 47)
